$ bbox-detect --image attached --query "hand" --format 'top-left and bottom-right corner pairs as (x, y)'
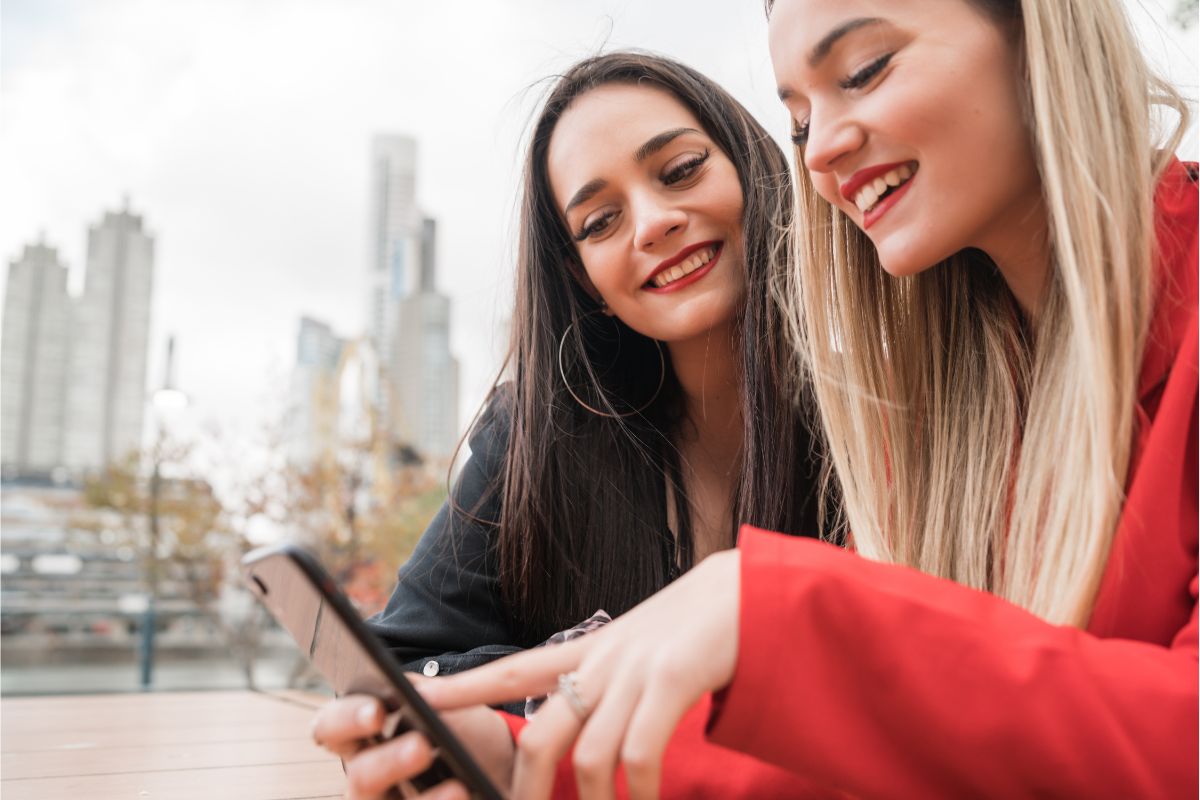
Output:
(420, 549), (742, 800)
(310, 682), (515, 800)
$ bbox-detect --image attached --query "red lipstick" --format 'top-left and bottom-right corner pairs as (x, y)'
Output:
(643, 241), (723, 294)
(862, 178), (915, 230)
(839, 161), (913, 203)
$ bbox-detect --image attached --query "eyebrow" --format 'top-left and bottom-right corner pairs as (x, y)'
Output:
(565, 178), (607, 215)
(563, 127), (701, 215)
(778, 16), (885, 101)
(810, 17), (884, 66)
(634, 127), (699, 162)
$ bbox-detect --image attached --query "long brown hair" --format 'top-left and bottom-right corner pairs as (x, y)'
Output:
(461, 52), (828, 643)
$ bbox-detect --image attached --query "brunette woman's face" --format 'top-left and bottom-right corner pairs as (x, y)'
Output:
(547, 84), (745, 343)
(768, 0), (1043, 277)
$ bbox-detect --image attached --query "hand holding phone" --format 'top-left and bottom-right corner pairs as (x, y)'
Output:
(242, 544), (506, 799)
(312, 692), (514, 799)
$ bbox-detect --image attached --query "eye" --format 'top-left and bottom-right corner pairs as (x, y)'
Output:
(574, 209), (619, 242)
(661, 149), (711, 186)
(839, 52), (893, 91)
(790, 121), (809, 148)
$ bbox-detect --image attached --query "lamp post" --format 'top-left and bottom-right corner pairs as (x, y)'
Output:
(139, 336), (188, 690)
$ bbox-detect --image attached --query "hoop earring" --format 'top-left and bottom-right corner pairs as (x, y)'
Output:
(557, 308), (666, 418)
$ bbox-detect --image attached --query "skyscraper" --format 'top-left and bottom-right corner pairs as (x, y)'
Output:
(64, 203), (155, 473)
(367, 135), (422, 431)
(1, 239), (73, 478)
(366, 136), (459, 460)
(289, 316), (346, 466)
(392, 218), (459, 460)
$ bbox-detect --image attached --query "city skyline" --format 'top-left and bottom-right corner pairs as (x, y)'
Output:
(2, 204), (154, 479)
(2, 0), (1195, 454)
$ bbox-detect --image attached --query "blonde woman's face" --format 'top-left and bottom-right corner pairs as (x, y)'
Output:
(769, 0), (1043, 277)
(547, 84), (745, 344)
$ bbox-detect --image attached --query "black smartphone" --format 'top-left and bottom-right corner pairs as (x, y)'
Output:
(242, 544), (504, 800)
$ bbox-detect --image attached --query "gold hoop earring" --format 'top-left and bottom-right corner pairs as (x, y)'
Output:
(557, 308), (666, 418)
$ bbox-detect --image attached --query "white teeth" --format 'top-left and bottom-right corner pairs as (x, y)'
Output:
(852, 162), (917, 215)
(859, 185), (879, 210)
(651, 244), (718, 288)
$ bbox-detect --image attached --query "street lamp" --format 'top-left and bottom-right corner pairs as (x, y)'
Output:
(140, 335), (188, 690)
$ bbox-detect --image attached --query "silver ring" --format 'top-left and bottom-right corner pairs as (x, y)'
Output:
(557, 671), (589, 721)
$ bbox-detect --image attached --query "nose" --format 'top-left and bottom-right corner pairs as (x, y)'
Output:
(802, 108), (865, 175)
(631, 192), (687, 251)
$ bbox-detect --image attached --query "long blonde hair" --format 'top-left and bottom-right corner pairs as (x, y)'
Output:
(780, 0), (1191, 625)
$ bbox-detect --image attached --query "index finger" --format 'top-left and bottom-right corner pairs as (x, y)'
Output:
(420, 635), (593, 711)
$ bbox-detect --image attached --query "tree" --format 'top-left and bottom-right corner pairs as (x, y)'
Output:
(240, 422), (447, 619)
(80, 435), (268, 688)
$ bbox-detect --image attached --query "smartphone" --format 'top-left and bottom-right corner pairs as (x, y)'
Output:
(242, 544), (504, 800)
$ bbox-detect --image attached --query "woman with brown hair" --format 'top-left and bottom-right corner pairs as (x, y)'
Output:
(313, 51), (833, 797)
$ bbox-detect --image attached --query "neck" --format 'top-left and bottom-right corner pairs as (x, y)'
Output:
(666, 322), (743, 464)
(984, 195), (1052, 321)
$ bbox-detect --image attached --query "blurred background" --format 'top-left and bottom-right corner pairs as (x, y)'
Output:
(2, 0), (1196, 696)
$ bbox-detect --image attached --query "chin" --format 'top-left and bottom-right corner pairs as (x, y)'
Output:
(873, 235), (950, 280)
(876, 250), (932, 279)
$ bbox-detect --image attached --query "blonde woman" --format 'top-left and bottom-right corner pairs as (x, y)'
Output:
(343, 0), (1200, 797)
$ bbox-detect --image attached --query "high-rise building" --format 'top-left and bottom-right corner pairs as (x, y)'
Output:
(288, 316), (346, 466)
(392, 218), (459, 460)
(64, 203), (155, 473)
(367, 135), (422, 430)
(366, 136), (459, 460)
(1, 239), (73, 478)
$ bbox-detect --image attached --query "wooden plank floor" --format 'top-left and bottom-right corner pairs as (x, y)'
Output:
(1, 690), (346, 799)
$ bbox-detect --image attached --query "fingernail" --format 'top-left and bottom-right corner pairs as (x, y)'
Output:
(357, 702), (377, 726)
(396, 736), (419, 762)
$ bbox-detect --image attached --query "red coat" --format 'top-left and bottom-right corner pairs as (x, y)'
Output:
(506, 160), (1198, 798)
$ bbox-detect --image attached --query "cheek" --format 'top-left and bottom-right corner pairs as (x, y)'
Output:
(709, 168), (746, 229)
(579, 250), (621, 298)
(810, 173), (842, 210)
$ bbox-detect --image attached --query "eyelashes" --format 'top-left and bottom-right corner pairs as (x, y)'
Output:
(662, 149), (710, 185)
(572, 149), (712, 241)
(573, 211), (615, 242)
(790, 52), (895, 149)
(840, 52), (892, 90)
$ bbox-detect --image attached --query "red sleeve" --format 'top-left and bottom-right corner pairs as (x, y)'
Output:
(707, 528), (1199, 798)
(498, 711), (581, 798)
(500, 710), (526, 742)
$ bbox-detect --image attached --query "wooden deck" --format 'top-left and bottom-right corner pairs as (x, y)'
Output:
(1, 690), (346, 799)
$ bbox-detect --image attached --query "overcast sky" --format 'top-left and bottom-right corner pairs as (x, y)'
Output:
(3, 0), (1196, 452)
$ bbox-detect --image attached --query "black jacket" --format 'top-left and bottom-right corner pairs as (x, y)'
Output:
(367, 391), (827, 715)
(368, 397), (529, 679)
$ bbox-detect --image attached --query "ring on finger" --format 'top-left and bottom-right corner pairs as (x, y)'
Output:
(557, 671), (590, 721)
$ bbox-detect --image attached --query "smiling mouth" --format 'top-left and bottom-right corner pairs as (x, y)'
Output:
(853, 162), (918, 214)
(645, 243), (721, 289)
